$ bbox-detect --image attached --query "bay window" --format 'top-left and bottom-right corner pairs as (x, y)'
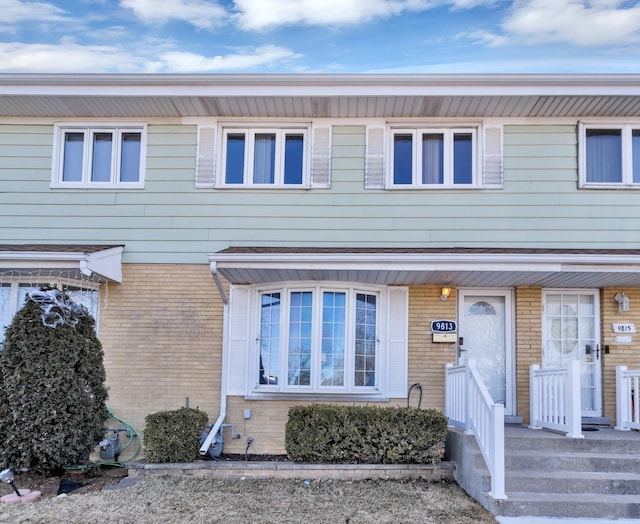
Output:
(1, 283), (99, 344)
(256, 285), (379, 393)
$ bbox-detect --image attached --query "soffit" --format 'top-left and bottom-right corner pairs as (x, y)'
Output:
(209, 248), (640, 289)
(1, 74), (640, 119)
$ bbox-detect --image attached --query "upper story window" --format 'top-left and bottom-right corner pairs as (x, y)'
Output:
(221, 126), (308, 187)
(195, 123), (332, 190)
(579, 123), (640, 187)
(52, 124), (146, 188)
(391, 128), (476, 187)
(365, 123), (503, 190)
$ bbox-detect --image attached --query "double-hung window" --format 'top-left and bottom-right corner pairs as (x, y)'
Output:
(52, 124), (146, 188)
(221, 127), (308, 187)
(257, 285), (379, 393)
(390, 127), (476, 187)
(580, 123), (640, 187)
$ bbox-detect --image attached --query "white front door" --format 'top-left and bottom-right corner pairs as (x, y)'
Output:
(458, 289), (514, 416)
(542, 290), (602, 418)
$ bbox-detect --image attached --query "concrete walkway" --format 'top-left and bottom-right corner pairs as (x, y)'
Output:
(498, 518), (640, 524)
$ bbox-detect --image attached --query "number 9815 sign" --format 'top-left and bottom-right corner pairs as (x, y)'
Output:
(431, 320), (457, 333)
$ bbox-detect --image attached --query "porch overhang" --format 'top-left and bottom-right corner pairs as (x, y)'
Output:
(0, 244), (124, 283)
(208, 247), (640, 289)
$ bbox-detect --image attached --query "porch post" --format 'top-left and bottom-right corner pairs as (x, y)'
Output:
(565, 360), (584, 439)
(465, 359), (475, 435)
(488, 402), (507, 500)
(615, 365), (630, 431)
(529, 364), (541, 429)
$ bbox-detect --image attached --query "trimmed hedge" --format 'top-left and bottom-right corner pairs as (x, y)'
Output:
(144, 408), (208, 463)
(285, 404), (447, 464)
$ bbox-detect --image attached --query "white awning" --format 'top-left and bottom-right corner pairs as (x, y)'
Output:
(0, 245), (123, 283)
(209, 247), (640, 289)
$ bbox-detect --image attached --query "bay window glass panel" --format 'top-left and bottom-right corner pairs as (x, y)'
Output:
(453, 133), (473, 184)
(354, 293), (376, 387)
(284, 134), (304, 185)
(633, 130), (640, 183)
(120, 133), (141, 182)
(91, 132), (113, 183)
(421, 133), (444, 184)
(321, 292), (346, 386)
(0, 285), (10, 338)
(225, 133), (246, 184)
(288, 291), (312, 386)
(17, 285), (38, 312)
(253, 133), (276, 184)
(393, 134), (413, 184)
(66, 289), (99, 320)
(62, 132), (84, 182)
(586, 129), (622, 183)
(260, 292), (281, 385)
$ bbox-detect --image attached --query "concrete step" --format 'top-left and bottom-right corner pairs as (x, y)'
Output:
(506, 469), (640, 495)
(505, 430), (640, 455)
(500, 450), (640, 473)
(490, 491), (640, 520)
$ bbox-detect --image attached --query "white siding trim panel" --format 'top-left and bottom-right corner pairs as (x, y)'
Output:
(386, 286), (408, 398)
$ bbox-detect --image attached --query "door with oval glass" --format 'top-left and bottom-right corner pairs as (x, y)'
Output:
(458, 290), (514, 416)
(542, 290), (601, 418)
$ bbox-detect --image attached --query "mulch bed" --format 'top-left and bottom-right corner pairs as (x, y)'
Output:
(0, 467), (128, 499)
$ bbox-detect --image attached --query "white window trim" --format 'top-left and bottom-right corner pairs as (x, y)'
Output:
(216, 123), (311, 188)
(387, 126), (480, 189)
(579, 122), (640, 188)
(51, 123), (147, 189)
(247, 282), (388, 398)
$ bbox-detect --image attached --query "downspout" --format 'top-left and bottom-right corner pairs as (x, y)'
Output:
(199, 262), (229, 456)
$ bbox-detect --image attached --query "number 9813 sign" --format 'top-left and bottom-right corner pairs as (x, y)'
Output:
(431, 320), (457, 333)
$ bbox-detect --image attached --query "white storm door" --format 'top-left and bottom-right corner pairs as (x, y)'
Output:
(542, 290), (601, 418)
(458, 290), (514, 415)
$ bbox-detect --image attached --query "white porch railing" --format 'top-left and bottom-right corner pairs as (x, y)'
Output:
(446, 360), (506, 500)
(529, 360), (583, 438)
(615, 365), (640, 431)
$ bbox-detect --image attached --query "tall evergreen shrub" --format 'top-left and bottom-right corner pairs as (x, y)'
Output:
(0, 288), (108, 474)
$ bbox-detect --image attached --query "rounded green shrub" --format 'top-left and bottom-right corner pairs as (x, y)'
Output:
(0, 288), (108, 474)
(144, 408), (208, 463)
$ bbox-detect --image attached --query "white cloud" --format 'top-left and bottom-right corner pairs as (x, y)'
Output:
(0, 0), (68, 23)
(0, 42), (144, 73)
(458, 29), (508, 47)
(120, 0), (228, 30)
(0, 39), (299, 74)
(233, 0), (433, 31)
(157, 45), (300, 72)
(503, 0), (640, 46)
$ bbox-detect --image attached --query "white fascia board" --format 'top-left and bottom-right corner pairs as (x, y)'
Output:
(2, 73), (640, 98)
(0, 246), (122, 282)
(209, 251), (640, 274)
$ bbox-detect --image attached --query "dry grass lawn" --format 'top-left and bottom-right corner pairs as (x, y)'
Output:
(0, 476), (498, 523)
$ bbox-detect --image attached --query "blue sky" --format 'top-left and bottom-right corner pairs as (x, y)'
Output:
(1, 0), (640, 74)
